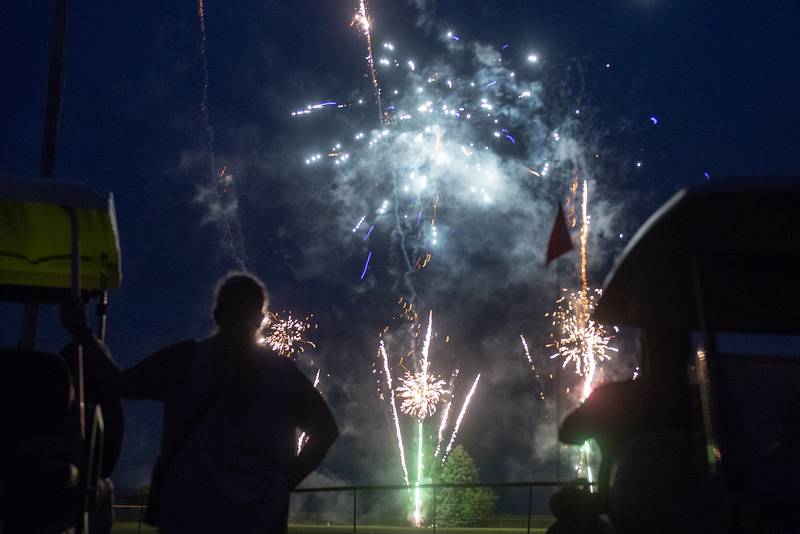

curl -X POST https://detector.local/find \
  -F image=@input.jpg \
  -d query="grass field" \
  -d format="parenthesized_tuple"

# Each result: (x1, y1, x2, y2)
(111, 523, 549, 534)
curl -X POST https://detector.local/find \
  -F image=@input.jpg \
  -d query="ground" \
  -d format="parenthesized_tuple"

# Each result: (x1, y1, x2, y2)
(110, 523, 550, 534)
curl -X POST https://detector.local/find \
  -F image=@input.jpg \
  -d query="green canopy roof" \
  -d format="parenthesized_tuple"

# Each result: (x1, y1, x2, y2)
(0, 175, 121, 294)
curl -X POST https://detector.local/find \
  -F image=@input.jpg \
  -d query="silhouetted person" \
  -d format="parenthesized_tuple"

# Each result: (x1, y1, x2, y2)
(559, 328, 695, 501)
(62, 272, 338, 534)
(760, 395, 800, 530)
(547, 329, 696, 533)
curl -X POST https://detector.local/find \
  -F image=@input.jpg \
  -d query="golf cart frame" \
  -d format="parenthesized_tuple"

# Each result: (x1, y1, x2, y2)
(0, 174, 122, 533)
(593, 178, 800, 533)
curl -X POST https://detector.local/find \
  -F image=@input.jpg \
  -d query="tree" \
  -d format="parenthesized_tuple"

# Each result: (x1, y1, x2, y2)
(434, 445, 496, 527)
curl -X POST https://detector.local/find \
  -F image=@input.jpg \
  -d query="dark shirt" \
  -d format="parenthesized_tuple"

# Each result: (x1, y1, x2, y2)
(78, 332, 336, 503)
(114, 340, 196, 401)
(113, 338, 325, 461)
(138, 337, 327, 534)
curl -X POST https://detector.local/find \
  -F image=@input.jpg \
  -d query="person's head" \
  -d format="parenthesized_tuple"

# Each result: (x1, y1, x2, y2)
(212, 272, 268, 338)
(637, 327, 691, 385)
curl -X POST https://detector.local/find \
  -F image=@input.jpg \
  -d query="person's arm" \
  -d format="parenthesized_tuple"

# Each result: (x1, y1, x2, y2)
(60, 298, 193, 400)
(115, 341, 194, 400)
(287, 370, 338, 488)
(60, 299, 123, 386)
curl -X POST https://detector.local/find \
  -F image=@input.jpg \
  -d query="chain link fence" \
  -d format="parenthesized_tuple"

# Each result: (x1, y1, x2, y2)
(111, 481, 571, 533)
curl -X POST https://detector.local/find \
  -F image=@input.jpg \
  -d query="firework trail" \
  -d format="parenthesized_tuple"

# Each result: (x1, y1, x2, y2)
(520, 334, 547, 401)
(579, 178, 589, 300)
(412, 310, 437, 526)
(414, 418, 424, 526)
(360, 250, 374, 280)
(544, 179, 617, 484)
(433, 367, 458, 457)
(392, 189, 422, 305)
(197, 0, 249, 270)
(354, 0, 385, 125)
(297, 369, 322, 454)
(379, 339, 410, 485)
(377, 309, 480, 525)
(521, 334, 533, 369)
(441, 373, 481, 463)
(197, 0, 213, 167)
(434, 397, 452, 458)
(195, 4, 327, 403)
(356, 0, 426, 305)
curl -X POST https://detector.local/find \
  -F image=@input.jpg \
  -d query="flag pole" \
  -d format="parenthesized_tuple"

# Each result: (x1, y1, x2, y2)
(544, 199, 573, 484)
(554, 262, 561, 483)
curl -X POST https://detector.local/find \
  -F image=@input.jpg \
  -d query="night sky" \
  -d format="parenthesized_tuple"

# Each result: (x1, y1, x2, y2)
(2, 0, 799, 497)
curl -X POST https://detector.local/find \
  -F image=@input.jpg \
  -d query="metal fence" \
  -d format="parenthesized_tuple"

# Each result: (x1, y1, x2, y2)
(113, 481, 575, 533)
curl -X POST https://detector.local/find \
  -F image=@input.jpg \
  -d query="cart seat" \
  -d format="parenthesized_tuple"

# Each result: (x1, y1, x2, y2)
(0, 348, 83, 532)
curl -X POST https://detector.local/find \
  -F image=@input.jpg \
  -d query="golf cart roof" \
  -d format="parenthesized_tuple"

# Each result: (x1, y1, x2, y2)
(0, 174, 121, 302)
(593, 177, 800, 335)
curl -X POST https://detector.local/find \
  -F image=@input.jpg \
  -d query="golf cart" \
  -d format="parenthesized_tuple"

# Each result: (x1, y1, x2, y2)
(592, 178, 800, 533)
(0, 174, 122, 533)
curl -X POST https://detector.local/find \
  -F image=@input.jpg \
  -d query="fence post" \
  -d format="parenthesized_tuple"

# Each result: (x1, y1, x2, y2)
(353, 487, 357, 534)
(526, 484, 533, 534)
(433, 485, 437, 534)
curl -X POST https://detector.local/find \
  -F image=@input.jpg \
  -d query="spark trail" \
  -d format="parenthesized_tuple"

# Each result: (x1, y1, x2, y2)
(297, 369, 322, 453)
(377, 310, 481, 526)
(380, 340, 410, 485)
(441, 373, 481, 463)
(196, 0, 249, 270)
(354, 0, 385, 124)
(545, 179, 617, 484)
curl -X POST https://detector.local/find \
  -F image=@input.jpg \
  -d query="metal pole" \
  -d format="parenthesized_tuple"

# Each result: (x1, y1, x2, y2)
(96, 290, 109, 341)
(353, 487, 357, 534)
(137, 496, 144, 534)
(555, 265, 562, 483)
(20, 0, 69, 349)
(41, 0, 69, 178)
(65, 207, 85, 439)
(433, 485, 436, 534)
(526, 484, 533, 534)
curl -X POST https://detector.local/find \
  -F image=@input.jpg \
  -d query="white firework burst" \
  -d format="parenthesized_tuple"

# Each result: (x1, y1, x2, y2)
(397, 370, 448, 419)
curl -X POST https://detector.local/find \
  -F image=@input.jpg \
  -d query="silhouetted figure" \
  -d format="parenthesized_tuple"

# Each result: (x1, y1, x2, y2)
(62, 272, 338, 534)
(559, 328, 694, 498)
(547, 328, 696, 533)
(760, 395, 800, 531)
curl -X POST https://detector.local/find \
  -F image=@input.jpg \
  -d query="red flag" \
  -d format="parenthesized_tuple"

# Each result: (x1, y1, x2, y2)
(545, 202, 574, 265)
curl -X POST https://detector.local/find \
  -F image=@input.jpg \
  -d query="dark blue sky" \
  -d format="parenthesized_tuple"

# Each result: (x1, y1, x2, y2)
(2, 0, 799, 493)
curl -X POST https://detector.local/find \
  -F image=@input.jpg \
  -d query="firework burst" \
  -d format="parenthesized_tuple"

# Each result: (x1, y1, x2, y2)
(259, 311, 317, 357)
(546, 288, 615, 377)
(397, 370, 448, 418)
(376, 309, 480, 526)
(543, 179, 617, 485)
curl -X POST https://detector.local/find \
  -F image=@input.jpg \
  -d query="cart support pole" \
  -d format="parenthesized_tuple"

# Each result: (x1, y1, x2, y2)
(65, 207, 85, 439)
(19, 0, 69, 349)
